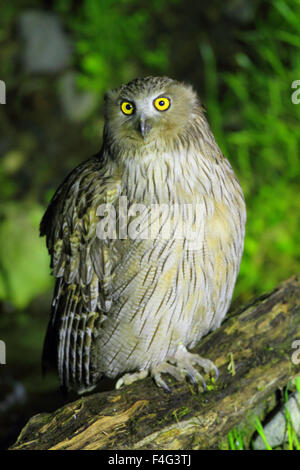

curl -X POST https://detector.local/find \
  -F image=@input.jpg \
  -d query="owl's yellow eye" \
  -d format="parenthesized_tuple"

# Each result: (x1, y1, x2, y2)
(121, 101, 134, 115)
(153, 96, 171, 112)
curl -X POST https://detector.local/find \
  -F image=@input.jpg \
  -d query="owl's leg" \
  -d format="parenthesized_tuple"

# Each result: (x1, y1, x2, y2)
(115, 369, 149, 390)
(151, 343, 219, 392)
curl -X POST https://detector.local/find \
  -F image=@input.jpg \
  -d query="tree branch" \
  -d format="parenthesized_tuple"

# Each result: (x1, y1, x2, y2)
(11, 274, 300, 450)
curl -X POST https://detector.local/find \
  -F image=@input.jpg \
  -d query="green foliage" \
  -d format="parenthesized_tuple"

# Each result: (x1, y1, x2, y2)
(201, 0, 300, 300)
(0, 202, 52, 308)
(55, 0, 176, 94)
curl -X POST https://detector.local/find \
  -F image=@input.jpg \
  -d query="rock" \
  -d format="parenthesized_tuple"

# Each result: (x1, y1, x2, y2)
(18, 10, 72, 73)
(253, 392, 300, 449)
(58, 72, 98, 122)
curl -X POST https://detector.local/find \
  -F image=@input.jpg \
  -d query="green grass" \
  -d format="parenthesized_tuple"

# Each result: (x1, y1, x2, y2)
(227, 376, 300, 450)
(284, 376, 300, 450)
(228, 427, 245, 450)
(254, 416, 272, 450)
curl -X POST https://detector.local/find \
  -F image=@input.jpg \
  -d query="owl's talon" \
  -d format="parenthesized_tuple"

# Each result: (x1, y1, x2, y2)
(151, 362, 184, 392)
(186, 372, 197, 386)
(163, 344, 218, 392)
(185, 372, 200, 393)
(115, 377, 125, 390)
(163, 383, 171, 393)
(212, 365, 219, 382)
(149, 347, 215, 394)
(176, 346, 218, 382)
(154, 376, 171, 393)
(185, 369, 207, 392)
(115, 369, 148, 390)
(200, 377, 207, 392)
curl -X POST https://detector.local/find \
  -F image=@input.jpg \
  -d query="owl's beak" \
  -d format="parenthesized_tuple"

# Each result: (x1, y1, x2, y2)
(139, 115, 151, 141)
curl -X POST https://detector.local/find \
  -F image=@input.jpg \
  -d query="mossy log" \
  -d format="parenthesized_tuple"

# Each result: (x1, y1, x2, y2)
(11, 274, 300, 450)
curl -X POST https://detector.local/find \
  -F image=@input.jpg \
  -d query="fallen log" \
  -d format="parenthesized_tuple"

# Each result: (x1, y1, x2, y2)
(11, 274, 300, 450)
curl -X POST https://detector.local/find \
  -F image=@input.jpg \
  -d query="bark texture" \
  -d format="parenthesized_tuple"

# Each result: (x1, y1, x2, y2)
(11, 274, 300, 450)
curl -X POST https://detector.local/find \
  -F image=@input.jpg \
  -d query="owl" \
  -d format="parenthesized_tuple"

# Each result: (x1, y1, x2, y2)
(41, 76, 246, 394)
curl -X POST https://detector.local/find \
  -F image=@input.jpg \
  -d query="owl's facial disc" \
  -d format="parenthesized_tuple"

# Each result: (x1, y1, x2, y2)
(105, 77, 200, 150)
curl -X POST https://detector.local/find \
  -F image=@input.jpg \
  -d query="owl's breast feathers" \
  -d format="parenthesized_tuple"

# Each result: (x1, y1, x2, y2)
(41, 142, 246, 392)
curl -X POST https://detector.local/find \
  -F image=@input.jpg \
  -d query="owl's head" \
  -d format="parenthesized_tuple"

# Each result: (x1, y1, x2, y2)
(104, 76, 202, 152)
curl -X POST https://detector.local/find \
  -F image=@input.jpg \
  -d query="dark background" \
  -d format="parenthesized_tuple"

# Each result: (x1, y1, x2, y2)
(0, 0, 299, 449)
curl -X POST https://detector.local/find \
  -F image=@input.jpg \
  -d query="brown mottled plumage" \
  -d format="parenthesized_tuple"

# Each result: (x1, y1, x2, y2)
(41, 76, 246, 393)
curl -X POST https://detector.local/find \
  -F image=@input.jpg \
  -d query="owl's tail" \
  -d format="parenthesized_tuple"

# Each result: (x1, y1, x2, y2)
(42, 277, 102, 394)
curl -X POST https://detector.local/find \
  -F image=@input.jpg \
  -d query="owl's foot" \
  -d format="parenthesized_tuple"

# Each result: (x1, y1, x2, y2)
(150, 362, 184, 393)
(115, 369, 148, 390)
(151, 343, 219, 393)
(115, 344, 218, 393)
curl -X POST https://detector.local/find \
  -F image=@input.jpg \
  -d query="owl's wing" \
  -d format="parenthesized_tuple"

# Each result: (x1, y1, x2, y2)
(41, 154, 121, 392)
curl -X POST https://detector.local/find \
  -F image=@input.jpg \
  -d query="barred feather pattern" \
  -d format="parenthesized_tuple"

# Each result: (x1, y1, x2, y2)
(41, 76, 246, 393)
(41, 155, 122, 391)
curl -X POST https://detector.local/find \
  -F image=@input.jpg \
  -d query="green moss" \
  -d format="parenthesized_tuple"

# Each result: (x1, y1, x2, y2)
(172, 406, 191, 423)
